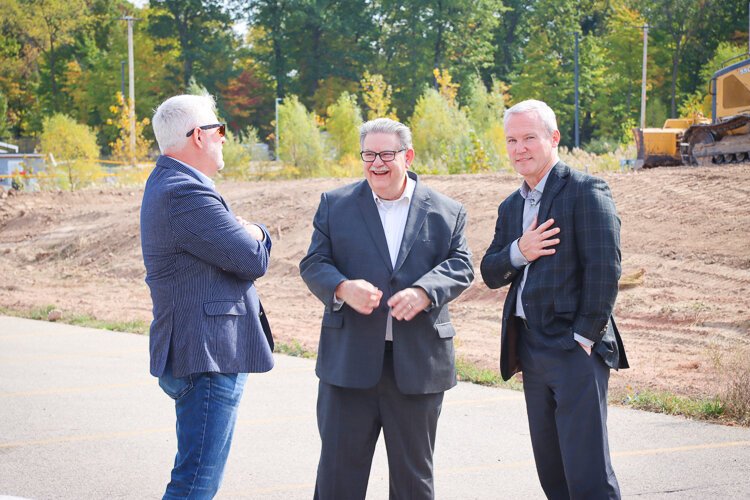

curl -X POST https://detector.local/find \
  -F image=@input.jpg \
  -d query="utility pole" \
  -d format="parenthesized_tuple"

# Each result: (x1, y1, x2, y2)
(120, 16, 137, 167)
(275, 97, 282, 161)
(120, 61, 126, 99)
(640, 24, 649, 130)
(575, 31, 588, 150)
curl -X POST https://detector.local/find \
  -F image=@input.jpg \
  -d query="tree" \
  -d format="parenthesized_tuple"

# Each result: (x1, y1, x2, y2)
(39, 113, 102, 190)
(0, 91, 9, 139)
(325, 92, 362, 167)
(277, 95, 325, 176)
(376, 0, 503, 118)
(148, 0, 237, 91)
(360, 72, 397, 121)
(410, 88, 474, 174)
(218, 62, 275, 139)
(106, 92, 151, 165)
(463, 75, 508, 170)
(7, 0, 91, 112)
(510, 31, 573, 143)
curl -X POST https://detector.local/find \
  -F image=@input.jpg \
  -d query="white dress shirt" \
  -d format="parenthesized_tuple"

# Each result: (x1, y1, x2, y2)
(332, 176, 416, 341)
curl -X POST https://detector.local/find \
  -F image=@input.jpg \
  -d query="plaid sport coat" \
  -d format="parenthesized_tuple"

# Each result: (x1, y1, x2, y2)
(481, 161, 628, 381)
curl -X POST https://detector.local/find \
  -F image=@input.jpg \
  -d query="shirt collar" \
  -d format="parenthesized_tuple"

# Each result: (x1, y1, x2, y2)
(168, 156, 215, 188)
(372, 175, 416, 205)
(519, 167, 552, 200)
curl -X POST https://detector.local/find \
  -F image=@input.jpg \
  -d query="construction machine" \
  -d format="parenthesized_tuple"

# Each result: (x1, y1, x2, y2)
(634, 53, 750, 168)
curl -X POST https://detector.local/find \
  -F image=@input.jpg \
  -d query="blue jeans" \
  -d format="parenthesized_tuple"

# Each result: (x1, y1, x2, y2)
(159, 367, 248, 500)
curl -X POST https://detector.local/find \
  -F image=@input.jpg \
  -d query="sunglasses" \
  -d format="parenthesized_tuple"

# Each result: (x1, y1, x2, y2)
(186, 123, 226, 138)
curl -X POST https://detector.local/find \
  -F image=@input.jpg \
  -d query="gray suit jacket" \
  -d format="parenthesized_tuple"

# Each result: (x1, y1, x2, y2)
(300, 172, 474, 394)
(481, 162, 628, 380)
(140, 155, 274, 378)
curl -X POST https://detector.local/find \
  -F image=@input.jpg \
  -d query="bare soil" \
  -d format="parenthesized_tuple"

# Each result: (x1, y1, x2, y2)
(1, 165, 749, 401)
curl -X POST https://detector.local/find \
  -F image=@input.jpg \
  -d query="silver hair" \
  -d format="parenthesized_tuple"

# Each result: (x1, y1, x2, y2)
(359, 118, 413, 150)
(503, 99, 559, 137)
(152, 94, 218, 154)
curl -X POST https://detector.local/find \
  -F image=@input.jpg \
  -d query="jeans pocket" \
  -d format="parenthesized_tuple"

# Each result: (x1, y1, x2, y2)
(158, 371, 194, 400)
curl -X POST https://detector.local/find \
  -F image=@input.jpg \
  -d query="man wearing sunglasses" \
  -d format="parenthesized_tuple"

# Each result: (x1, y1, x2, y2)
(141, 94, 274, 499)
(300, 118, 474, 499)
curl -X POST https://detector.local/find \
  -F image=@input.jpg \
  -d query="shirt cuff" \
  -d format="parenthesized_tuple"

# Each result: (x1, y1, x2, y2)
(510, 239, 529, 269)
(574, 333, 594, 347)
(332, 293, 344, 311)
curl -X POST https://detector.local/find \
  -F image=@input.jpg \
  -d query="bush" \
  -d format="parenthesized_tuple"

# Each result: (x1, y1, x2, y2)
(410, 88, 475, 174)
(278, 96, 325, 177)
(39, 114, 102, 190)
(326, 92, 363, 162)
(463, 76, 509, 171)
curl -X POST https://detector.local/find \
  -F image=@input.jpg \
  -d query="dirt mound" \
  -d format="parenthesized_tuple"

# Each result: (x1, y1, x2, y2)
(1, 166, 749, 400)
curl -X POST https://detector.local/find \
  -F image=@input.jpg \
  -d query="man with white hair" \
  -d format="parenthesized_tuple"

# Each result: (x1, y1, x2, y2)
(481, 99, 628, 499)
(141, 94, 274, 499)
(300, 117, 474, 499)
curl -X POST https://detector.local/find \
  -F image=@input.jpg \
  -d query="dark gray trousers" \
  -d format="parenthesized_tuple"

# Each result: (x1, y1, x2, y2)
(518, 321, 621, 500)
(314, 346, 444, 500)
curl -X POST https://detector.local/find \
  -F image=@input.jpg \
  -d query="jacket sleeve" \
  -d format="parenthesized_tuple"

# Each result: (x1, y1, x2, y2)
(412, 205, 475, 308)
(299, 193, 348, 309)
(480, 202, 521, 289)
(169, 180, 270, 281)
(572, 177, 621, 342)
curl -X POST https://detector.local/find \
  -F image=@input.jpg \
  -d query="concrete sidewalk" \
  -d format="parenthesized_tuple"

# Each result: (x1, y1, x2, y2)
(1, 315, 749, 499)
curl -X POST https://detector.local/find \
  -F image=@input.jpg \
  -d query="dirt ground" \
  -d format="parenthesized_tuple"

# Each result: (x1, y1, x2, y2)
(1, 165, 749, 401)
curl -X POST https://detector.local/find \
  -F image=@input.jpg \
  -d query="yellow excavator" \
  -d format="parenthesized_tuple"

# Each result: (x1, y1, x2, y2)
(634, 53, 750, 167)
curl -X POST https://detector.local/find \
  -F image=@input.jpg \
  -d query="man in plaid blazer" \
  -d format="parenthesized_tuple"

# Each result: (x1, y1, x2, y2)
(481, 100, 628, 500)
(141, 94, 274, 499)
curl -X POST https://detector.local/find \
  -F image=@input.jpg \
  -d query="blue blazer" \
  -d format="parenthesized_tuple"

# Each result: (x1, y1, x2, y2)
(481, 162, 628, 380)
(300, 172, 474, 395)
(140, 155, 274, 378)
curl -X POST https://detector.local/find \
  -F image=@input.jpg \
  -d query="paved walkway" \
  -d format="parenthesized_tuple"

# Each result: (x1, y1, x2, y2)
(1, 315, 749, 499)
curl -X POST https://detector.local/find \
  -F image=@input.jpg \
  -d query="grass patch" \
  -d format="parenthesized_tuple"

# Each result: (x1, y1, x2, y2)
(275, 340, 317, 359)
(455, 357, 523, 391)
(0, 305, 149, 334)
(66, 313, 149, 334)
(621, 388, 725, 420)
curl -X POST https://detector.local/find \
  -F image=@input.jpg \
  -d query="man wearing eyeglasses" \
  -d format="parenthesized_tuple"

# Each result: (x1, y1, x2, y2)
(141, 94, 274, 499)
(300, 118, 474, 499)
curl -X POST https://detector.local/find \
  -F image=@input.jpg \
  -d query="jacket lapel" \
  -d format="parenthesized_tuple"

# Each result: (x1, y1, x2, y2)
(537, 161, 569, 223)
(356, 181, 394, 272)
(393, 172, 429, 274)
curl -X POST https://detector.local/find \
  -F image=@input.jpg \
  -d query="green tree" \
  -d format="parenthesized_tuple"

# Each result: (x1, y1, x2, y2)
(0, 91, 9, 139)
(410, 88, 474, 174)
(463, 75, 508, 170)
(6, 0, 91, 112)
(278, 95, 325, 177)
(377, 0, 504, 118)
(325, 92, 362, 163)
(39, 113, 102, 190)
(149, 0, 237, 91)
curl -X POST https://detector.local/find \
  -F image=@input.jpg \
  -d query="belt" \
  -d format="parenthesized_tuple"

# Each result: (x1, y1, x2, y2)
(384, 340, 393, 351)
(517, 316, 530, 330)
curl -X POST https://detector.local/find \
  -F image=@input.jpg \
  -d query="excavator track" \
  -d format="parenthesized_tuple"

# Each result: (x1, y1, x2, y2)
(682, 115, 750, 166)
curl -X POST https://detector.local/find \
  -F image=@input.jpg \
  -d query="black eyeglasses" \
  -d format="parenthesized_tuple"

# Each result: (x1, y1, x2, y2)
(186, 123, 226, 137)
(360, 149, 406, 162)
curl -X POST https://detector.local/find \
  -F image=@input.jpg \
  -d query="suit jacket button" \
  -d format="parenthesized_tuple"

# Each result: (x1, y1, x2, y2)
(504, 272, 511, 279)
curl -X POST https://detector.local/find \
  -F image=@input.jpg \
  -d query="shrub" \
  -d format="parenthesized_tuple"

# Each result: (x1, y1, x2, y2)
(106, 92, 152, 166)
(39, 114, 102, 190)
(410, 88, 474, 174)
(326, 92, 363, 163)
(278, 96, 325, 177)
(463, 75, 509, 171)
(360, 72, 397, 121)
